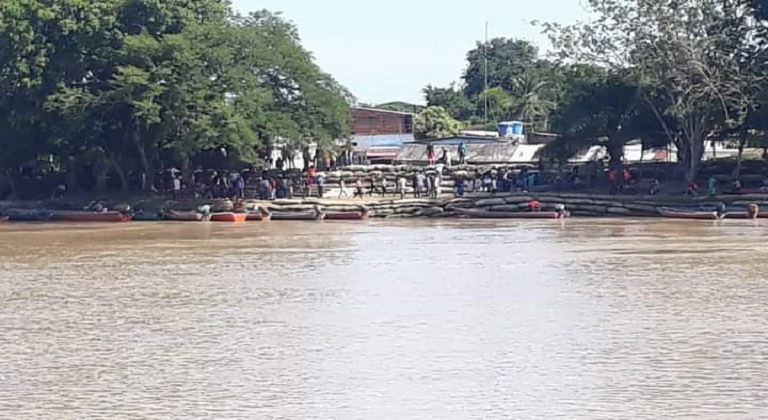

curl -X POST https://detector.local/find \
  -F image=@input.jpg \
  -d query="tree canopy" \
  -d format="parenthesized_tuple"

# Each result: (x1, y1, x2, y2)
(414, 106, 463, 140)
(0, 0, 352, 196)
(421, 1, 768, 181)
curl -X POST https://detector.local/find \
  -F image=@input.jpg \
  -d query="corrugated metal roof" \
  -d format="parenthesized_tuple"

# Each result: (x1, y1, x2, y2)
(353, 107, 416, 116)
(353, 134, 414, 150)
(411, 135, 507, 145)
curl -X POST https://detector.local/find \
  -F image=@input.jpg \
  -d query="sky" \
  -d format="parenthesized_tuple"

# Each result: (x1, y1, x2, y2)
(231, 0, 588, 105)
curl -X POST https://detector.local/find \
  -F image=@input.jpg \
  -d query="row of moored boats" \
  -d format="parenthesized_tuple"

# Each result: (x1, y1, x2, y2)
(0, 208, 368, 223)
(657, 207, 765, 220)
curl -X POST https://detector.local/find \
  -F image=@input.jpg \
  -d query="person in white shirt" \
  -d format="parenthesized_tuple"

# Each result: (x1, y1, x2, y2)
(173, 176, 181, 200)
(397, 176, 407, 199)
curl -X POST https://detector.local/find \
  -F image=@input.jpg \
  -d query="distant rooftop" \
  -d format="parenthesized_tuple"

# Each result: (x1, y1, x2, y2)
(352, 107, 416, 116)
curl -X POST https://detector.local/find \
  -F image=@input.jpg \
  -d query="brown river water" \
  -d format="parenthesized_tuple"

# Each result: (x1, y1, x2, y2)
(0, 219, 766, 419)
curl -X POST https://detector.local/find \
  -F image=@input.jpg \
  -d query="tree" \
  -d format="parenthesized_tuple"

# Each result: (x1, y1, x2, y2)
(463, 38, 539, 96)
(414, 106, 463, 140)
(423, 83, 477, 122)
(0, 1, 352, 195)
(544, 0, 762, 181)
(424, 38, 563, 131)
(545, 73, 650, 169)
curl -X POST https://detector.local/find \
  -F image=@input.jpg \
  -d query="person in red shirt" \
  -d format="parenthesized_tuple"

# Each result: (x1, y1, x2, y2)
(528, 199, 541, 212)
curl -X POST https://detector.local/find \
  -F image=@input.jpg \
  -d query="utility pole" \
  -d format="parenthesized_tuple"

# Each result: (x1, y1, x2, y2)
(484, 21, 489, 125)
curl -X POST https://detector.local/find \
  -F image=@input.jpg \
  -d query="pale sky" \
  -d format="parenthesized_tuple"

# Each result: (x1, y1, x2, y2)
(231, 0, 587, 105)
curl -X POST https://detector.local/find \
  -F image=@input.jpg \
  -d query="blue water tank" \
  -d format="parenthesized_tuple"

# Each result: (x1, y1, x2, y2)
(511, 121, 524, 135)
(498, 121, 524, 137)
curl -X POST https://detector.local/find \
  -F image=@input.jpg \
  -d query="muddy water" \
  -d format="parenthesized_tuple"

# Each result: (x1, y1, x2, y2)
(0, 219, 766, 418)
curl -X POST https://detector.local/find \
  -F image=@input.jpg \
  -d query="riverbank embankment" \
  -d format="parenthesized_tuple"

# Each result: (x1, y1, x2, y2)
(245, 192, 768, 218)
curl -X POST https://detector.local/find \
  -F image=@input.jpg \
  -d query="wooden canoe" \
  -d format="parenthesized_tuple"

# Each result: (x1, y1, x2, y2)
(270, 211, 326, 221)
(210, 212, 248, 223)
(50, 211, 131, 222)
(658, 208, 720, 220)
(166, 211, 206, 221)
(454, 207, 563, 219)
(7, 211, 53, 221)
(325, 211, 368, 220)
(132, 212, 161, 221)
(722, 211, 768, 219)
(245, 211, 271, 221)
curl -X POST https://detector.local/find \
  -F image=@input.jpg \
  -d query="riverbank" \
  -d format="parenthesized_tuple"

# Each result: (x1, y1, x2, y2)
(3, 191, 767, 219)
(242, 191, 768, 218)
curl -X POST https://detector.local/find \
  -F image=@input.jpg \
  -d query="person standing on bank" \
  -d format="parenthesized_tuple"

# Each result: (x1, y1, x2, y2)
(397, 175, 407, 199)
(316, 174, 325, 198)
(442, 147, 452, 169)
(458, 141, 468, 165)
(173, 175, 182, 200)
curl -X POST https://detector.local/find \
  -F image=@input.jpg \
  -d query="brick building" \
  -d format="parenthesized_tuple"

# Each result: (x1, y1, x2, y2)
(351, 107, 415, 163)
(352, 107, 414, 136)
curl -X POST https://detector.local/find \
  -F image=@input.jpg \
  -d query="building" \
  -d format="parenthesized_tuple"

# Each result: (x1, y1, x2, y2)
(352, 107, 414, 137)
(395, 135, 676, 166)
(351, 107, 415, 163)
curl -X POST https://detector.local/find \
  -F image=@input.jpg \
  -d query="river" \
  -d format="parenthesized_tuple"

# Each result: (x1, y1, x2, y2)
(0, 219, 766, 419)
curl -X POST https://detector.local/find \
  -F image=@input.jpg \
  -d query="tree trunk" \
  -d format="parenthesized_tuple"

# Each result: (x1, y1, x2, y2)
(684, 138, 704, 182)
(2, 169, 18, 199)
(94, 166, 109, 191)
(733, 128, 748, 180)
(606, 139, 624, 171)
(133, 130, 155, 191)
(66, 156, 78, 190)
(180, 153, 192, 197)
(112, 160, 129, 191)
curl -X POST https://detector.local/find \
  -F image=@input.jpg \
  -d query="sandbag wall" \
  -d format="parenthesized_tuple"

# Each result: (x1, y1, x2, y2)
(252, 192, 768, 218)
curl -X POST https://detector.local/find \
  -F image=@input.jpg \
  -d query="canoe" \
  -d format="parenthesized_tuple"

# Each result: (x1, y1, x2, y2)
(722, 211, 768, 219)
(6, 211, 53, 221)
(210, 212, 247, 223)
(132, 212, 161, 221)
(50, 211, 131, 222)
(245, 211, 271, 221)
(658, 208, 720, 220)
(270, 211, 326, 221)
(454, 207, 563, 219)
(166, 211, 206, 222)
(325, 211, 368, 220)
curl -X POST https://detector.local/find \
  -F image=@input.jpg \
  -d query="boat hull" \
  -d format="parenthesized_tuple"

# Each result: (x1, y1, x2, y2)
(50, 211, 131, 222)
(270, 211, 326, 221)
(166, 211, 205, 221)
(210, 212, 248, 223)
(245, 212, 271, 221)
(658, 209, 720, 220)
(132, 213, 161, 221)
(722, 211, 768, 219)
(325, 211, 368, 220)
(6, 211, 52, 221)
(454, 208, 563, 219)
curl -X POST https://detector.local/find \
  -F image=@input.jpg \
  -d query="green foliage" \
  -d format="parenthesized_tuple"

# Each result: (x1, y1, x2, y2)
(414, 106, 463, 140)
(542, 0, 765, 180)
(424, 38, 565, 131)
(0, 0, 351, 193)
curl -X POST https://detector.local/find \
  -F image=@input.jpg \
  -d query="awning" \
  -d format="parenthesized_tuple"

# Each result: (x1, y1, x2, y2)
(366, 147, 400, 159)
